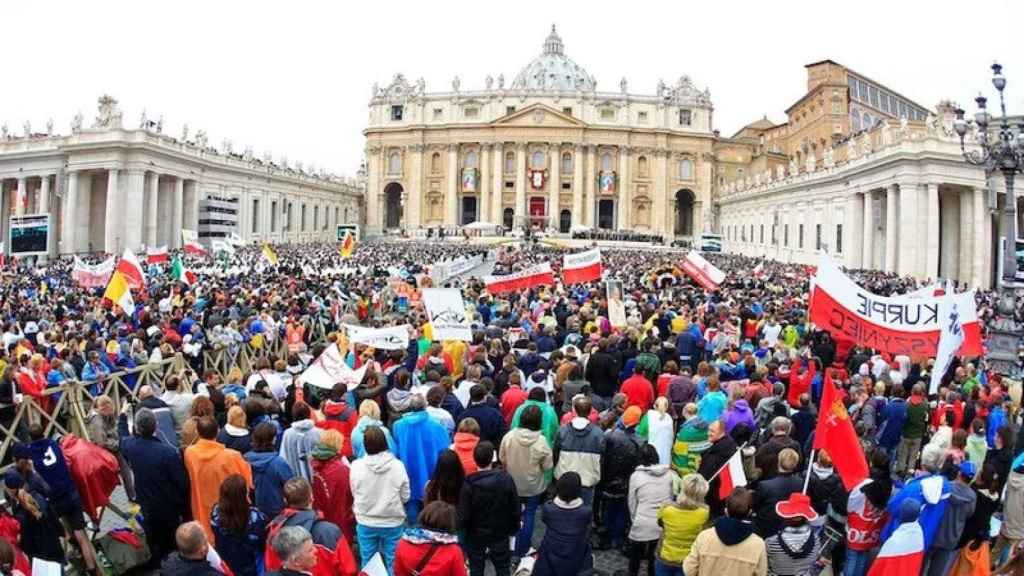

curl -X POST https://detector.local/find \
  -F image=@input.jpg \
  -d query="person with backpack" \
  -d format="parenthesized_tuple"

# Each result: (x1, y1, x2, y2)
(264, 477, 357, 576)
(393, 501, 467, 576)
(210, 474, 269, 576)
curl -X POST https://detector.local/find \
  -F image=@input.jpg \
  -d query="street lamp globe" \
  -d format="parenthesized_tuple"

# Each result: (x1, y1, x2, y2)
(992, 62, 1007, 92)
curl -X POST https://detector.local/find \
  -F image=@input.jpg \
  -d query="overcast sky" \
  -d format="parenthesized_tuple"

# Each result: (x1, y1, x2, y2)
(1, 0, 1019, 177)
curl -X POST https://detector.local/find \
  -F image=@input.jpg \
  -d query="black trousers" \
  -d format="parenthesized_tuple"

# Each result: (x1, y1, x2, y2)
(464, 538, 512, 576)
(628, 538, 657, 576)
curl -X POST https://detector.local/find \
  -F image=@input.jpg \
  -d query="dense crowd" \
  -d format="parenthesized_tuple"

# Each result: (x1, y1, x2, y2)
(0, 239, 1020, 576)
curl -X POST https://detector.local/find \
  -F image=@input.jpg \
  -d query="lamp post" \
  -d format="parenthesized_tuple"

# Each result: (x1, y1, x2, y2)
(954, 62, 1024, 376)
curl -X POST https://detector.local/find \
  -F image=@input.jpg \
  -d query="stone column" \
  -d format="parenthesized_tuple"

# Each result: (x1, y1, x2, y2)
(366, 147, 381, 235)
(548, 145, 560, 230)
(572, 145, 584, 227)
(884, 184, 897, 273)
(62, 171, 78, 254)
(515, 143, 527, 228)
(446, 144, 458, 227)
(653, 151, 668, 236)
(958, 189, 974, 287)
(15, 177, 26, 216)
(408, 144, 423, 231)
(146, 173, 160, 247)
(39, 175, 50, 214)
(238, 188, 249, 241)
(123, 170, 145, 251)
(846, 194, 861, 268)
(479, 144, 490, 226)
(973, 187, 986, 288)
(617, 146, 630, 230)
(925, 182, 939, 280)
(898, 182, 919, 278)
(76, 173, 93, 253)
(187, 180, 201, 232)
(104, 168, 121, 253)
(584, 145, 596, 228)
(492, 143, 504, 225)
(172, 177, 184, 248)
(862, 191, 874, 269)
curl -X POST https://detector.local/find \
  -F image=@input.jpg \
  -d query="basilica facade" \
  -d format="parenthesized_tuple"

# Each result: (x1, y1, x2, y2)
(363, 26, 716, 238)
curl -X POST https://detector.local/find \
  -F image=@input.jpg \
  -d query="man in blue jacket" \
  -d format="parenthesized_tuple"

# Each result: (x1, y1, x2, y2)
(392, 395, 450, 523)
(118, 406, 191, 565)
(877, 383, 908, 465)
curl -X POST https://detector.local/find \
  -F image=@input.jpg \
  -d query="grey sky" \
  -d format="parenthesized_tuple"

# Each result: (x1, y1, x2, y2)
(1, 0, 1018, 177)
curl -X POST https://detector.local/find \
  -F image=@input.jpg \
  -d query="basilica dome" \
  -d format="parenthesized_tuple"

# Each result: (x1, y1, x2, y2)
(511, 25, 596, 92)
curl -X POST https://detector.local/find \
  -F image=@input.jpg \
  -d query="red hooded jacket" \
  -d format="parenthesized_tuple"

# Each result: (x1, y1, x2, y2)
(316, 400, 357, 459)
(310, 456, 355, 546)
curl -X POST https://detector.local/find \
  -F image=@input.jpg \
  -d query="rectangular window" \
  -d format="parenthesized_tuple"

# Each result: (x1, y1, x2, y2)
(771, 224, 777, 245)
(638, 111, 648, 123)
(784, 224, 789, 247)
(562, 107, 573, 116)
(271, 201, 277, 232)
(433, 108, 443, 120)
(506, 106, 516, 115)
(798, 224, 804, 248)
(464, 107, 479, 119)
(252, 198, 259, 233)
(816, 223, 822, 250)
(836, 224, 843, 253)
(760, 225, 764, 244)
(561, 182, 571, 190)
(505, 181, 514, 189)
(390, 105, 403, 121)
(679, 109, 692, 126)
(600, 108, 616, 120)
(301, 205, 307, 232)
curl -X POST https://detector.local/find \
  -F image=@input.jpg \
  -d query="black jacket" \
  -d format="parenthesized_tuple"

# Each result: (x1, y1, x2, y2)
(585, 350, 621, 398)
(755, 434, 802, 480)
(600, 428, 644, 498)
(458, 403, 506, 446)
(698, 435, 738, 515)
(161, 553, 224, 576)
(118, 418, 190, 525)
(807, 467, 848, 529)
(458, 468, 521, 544)
(753, 473, 804, 537)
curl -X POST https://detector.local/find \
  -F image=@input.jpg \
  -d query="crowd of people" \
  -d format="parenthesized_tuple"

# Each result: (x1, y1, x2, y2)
(0, 238, 1019, 576)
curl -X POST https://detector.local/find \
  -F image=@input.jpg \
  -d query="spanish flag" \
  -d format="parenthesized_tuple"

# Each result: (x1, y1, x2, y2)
(261, 243, 279, 266)
(103, 271, 136, 316)
(340, 231, 356, 258)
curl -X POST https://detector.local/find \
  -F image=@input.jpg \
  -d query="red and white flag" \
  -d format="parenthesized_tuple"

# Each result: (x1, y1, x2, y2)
(146, 245, 169, 264)
(717, 449, 747, 499)
(115, 248, 145, 290)
(928, 289, 977, 394)
(866, 520, 924, 576)
(483, 263, 555, 294)
(562, 248, 603, 284)
(809, 254, 981, 358)
(752, 262, 765, 278)
(184, 241, 208, 257)
(681, 252, 726, 291)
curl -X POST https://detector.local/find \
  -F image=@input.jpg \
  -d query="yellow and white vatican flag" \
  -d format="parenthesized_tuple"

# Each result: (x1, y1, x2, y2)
(103, 271, 136, 316)
(261, 243, 279, 266)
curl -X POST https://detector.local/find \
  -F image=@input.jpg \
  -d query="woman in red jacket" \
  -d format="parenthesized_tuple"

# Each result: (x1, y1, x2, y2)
(309, 430, 355, 545)
(393, 501, 466, 576)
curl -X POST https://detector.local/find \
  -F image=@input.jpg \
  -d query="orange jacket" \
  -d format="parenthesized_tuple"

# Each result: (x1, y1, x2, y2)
(184, 439, 253, 543)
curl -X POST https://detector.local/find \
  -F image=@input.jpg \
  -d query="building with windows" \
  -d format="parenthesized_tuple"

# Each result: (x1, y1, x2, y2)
(0, 95, 361, 256)
(363, 25, 716, 239)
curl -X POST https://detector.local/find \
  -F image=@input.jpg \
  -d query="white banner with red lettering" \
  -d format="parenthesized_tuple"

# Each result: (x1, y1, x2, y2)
(681, 252, 726, 291)
(298, 344, 368, 391)
(562, 249, 603, 284)
(483, 263, 555, 294)
(72, 256, 115, 288)
(809, 254, 981, 358)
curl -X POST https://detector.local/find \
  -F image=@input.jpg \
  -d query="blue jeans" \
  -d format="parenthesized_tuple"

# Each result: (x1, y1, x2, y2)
(844, 549, 876, 576)
(654, 560, 684, 576)
(515, 494, 541, 557)
(357, 524, 404, 574)
(604, 497, 628, 548)
(581, 486, 595, 507)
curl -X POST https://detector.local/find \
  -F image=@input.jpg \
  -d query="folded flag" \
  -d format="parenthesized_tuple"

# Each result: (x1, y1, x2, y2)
(103, 271, 136, 316)
(262, 243, 279, 266)
(146, 245, 169, 265)
(562, 248, 602, 284)
(115, 249, 145, 290)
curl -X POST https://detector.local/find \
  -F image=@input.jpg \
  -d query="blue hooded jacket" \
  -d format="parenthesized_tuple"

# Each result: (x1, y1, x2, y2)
(880, 473, 951, 550)
(244, 451, 293, 520)
(392, 410, 449, 502)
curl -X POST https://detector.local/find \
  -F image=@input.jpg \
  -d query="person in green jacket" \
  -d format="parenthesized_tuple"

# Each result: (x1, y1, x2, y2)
(634, 339, 662, 386)
(897, 383, 931, 476)
(671, 404, 710, 476)
(511, 387, 560, 448)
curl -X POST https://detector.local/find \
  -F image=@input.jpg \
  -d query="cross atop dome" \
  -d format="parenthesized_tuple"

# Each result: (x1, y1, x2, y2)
(543, 24, 563, 56)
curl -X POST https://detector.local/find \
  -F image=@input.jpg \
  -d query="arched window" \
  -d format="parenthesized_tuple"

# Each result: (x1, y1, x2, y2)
(388, 152, 401, 174)
(431, 152, 441, 173)
(531, 151, 545, 169)
(638, 156, 648, 177)
(561, 152, 572, 174)
(601, 152, 613, 172)
(464, 150, 477, 169)
(505, 152, 515, 173)
(678, 159, 693, 180)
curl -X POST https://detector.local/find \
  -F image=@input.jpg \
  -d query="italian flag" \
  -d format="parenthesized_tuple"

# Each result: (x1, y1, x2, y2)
(172, 256, 197, 287)
(718, 449, 747, 499)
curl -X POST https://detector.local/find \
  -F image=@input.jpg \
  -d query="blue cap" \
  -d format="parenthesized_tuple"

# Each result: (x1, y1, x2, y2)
(959, 460, 977, 478)
(11, 443, 31, 461)
(899, 498, 921, 523)
(3, 470, 24, 490)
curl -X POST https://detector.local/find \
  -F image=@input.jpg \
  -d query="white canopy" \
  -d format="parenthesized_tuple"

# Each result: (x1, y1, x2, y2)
(462, 221, 500, 230)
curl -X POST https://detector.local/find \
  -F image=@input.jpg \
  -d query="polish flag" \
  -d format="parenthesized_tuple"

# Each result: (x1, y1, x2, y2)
(562, 248, 603, 284)
(681, 251, 726, 291)
(184, 241, 208, 257)
(115, 249, 145, 290)
(752, 262, 765, 278)
(717, 449, 747, 499)
(866, 519, 924, 576)
(483, 263, 555, 294)
(146, 245, 169, 264)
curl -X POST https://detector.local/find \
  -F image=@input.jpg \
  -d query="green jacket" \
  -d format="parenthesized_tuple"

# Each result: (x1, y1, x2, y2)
(903, 396, 930, 439)
(671, 418, 710, 476)
(635, 352, 662, 385)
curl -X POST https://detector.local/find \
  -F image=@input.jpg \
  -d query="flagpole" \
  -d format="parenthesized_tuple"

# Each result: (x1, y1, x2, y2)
(708, 441, 749, 483)
(802, 448, 816, 494)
